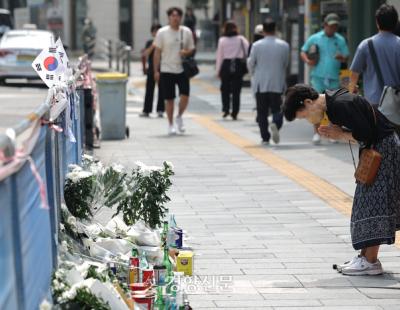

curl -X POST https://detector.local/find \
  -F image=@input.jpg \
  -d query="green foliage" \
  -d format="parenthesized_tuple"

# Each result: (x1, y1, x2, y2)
(85, 266, 108, 282)
(114, 162, 174, 229)
(52, 269, 111, 310)
(64, 172, 95, 220)
(60, 287, 111, 310)
(96, 165, 127, 209)
(64, 158, 127, 221)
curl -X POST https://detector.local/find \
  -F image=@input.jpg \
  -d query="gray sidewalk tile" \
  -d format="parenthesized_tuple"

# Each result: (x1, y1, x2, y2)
(274, 307, 383, 310)
(214, 299, 323, 307)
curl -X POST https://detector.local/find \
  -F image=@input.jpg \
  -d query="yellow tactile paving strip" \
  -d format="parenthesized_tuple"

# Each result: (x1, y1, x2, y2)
(193, 115, 400, 247)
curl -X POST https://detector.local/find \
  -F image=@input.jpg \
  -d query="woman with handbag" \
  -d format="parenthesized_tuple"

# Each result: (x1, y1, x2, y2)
(216, 20, 249, 120)
(282, 84, 400, 276)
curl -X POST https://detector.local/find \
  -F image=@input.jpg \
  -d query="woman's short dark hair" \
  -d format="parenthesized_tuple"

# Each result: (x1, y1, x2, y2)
(283, 84, 319, 121)
(167, 7, 183, 17)
(151, 24, 162, 33)
(223, 20, 238, 37)
(375, 4, 398, 31)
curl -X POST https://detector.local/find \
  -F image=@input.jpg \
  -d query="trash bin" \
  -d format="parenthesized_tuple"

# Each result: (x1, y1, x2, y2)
(96, 72, 128, 140)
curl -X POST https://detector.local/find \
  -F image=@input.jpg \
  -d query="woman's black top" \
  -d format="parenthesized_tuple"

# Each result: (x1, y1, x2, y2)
(325, 88, 394, 145)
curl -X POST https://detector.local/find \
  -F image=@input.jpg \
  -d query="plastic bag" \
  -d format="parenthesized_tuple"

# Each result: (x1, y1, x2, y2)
(131, 221, 160, 247)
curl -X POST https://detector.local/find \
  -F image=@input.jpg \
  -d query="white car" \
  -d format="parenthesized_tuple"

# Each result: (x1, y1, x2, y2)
(0, 29, 54, 83)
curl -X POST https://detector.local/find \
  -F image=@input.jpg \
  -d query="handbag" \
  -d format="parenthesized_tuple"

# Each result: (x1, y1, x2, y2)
(220, 37, 248, 78)
(349, 104, 382, 185)
(368, 39, 400, 126)
(181, 29, 199, 79)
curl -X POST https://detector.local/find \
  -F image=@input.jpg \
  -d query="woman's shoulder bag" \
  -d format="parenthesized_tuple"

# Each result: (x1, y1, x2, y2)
(350, 104, 382, 185)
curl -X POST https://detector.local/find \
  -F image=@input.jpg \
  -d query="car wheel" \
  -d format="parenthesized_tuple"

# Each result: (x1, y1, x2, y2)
(0, 79, 5, 86)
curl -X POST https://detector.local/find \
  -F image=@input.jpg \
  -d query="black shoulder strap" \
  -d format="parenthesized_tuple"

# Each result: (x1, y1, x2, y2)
(367, 102, 379, 147)
(367, 39, 384, 88)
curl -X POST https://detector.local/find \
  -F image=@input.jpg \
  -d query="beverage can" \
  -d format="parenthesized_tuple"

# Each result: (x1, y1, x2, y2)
(142, 269, 154, 284)
(129, 257, 139, 284)
(108, 262, 117, 275)
(154, 265, 167, 285)
(174, 228, 183, 248)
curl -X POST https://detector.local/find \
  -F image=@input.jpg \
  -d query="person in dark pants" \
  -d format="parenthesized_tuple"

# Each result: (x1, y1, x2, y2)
(216, 20, 249, 120)
(140, 24, 164, 117)
(184, 7, 197, 46)
(247, 21, 289, 144)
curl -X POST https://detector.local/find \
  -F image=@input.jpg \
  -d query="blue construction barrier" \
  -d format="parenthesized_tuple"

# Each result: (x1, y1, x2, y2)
(0, 84, 87, 310)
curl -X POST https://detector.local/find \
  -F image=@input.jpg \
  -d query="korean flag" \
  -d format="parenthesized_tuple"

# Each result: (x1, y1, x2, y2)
(32, 44, 64, 88)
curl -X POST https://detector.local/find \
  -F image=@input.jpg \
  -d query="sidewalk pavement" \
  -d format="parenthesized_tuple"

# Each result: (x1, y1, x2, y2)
(94, 62, 400, 309)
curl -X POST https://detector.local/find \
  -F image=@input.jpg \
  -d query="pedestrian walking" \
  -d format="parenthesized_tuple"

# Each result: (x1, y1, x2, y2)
(349, 4, 400, 106)
(249, 24, 265, 122)
(184, 7, 197, 45)
(248, 24, 264, 55)
(140, 24, 164, 118)
(300, 13, 349, 144)
(153, 7, 195, 135)
(247, 21, 289, 145)
(283, 84, 400, 276)
(216, 20, 249, 120)
(81, 18, 96, 59)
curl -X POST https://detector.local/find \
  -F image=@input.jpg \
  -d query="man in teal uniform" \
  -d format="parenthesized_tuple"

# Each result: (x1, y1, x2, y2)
(301, 13, 349, 144)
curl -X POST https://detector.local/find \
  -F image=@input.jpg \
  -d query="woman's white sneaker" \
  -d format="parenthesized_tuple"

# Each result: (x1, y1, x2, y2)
(336, 255, 363, 273)
(341, 256, 383, 276)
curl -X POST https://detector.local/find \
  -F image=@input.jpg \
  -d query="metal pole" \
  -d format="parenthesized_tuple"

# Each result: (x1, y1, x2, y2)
(125, 46, 131, 76)
(45, 129, 58, 268)
(108, 39, 112, 69)
(10, 175, 25, 310)
(116, 42, 120, 71)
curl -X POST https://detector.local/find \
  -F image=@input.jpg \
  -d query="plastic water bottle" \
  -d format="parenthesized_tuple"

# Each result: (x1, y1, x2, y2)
(139, 251, 149, 282)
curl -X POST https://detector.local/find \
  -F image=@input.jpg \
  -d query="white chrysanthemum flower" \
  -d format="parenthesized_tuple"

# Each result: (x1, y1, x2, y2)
(60, 223, 65, 231)
(39, 299, 52, 310)
(66, 170, 93, 183)
(52, 279, 60, 288)
(55, 270, 63, 278)
(165, 161, 174, 170)
(112, 163, 125, 173)
(76, 261, 91, 278)
(68, 164, 82, 172)
(135, 161, 161, 176)
(83, 154, 94, 161)
(61, 287, 77, 300)
(90, 161, 104, 175)
(61, 204, 69, 212)
(97, 263, 108, 274)
(67, 216, 77, 228)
